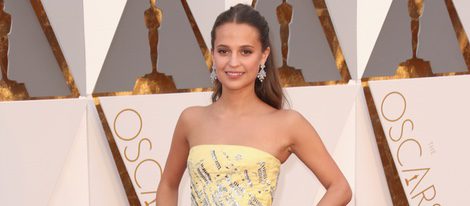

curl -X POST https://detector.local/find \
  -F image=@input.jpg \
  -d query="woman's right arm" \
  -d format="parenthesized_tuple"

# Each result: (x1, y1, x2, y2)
(155, 108, 194, 206)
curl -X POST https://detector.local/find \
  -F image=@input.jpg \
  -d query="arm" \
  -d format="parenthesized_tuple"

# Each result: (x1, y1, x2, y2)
(287, 110, 352, 206)
(155, 108, 193, 206)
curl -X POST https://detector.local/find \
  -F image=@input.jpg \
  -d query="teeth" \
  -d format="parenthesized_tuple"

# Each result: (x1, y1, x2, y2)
(226, 72, 244, 76)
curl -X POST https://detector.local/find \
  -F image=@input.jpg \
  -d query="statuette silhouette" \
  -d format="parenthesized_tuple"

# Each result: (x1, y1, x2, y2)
(0, 0, 29, 101)
(276, 0, 305, 86)
(395, 0, 433, 78)
(133, 0, 177, 94)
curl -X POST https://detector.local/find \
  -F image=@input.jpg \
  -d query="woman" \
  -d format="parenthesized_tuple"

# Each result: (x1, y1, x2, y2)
(156, 4, 351, 206)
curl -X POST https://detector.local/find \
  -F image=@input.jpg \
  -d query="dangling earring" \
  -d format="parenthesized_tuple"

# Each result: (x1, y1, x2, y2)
(257, 64, 266, 82)
(210, 65, 217, 83)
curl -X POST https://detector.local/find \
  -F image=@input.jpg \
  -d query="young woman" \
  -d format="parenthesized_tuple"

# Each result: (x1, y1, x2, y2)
(156, 4, 351, 206)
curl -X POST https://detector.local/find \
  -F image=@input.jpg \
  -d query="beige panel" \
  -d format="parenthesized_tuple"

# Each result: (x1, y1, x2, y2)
(274, 85, 357, 205)
(87, 98, 129, 206)
(355, 89, 393, 206)
(369, 75, 470, 205)
(0, 99, 86, 205)
(225, 0, 253, 9)
(49, 111, 89, 206)
(313, 103, 357, 205)
(98, 92, 212, 205)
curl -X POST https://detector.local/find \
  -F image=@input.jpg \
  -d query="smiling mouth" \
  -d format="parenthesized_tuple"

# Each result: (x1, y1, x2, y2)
(225, 71, 245, 77)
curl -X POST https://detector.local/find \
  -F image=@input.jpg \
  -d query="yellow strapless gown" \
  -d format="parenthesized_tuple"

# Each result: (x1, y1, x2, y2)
(187, 144, 281, 206)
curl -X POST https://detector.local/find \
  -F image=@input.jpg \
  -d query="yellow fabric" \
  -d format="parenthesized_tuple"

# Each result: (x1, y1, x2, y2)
(187, 144, 281, 206)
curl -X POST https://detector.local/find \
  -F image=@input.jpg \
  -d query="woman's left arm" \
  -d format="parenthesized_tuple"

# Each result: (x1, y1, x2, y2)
(287, 110, 352, 206)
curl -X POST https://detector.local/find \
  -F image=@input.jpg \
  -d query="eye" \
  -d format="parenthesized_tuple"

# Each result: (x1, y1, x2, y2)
(217, 49, 229, 55)
(241, 49, 253, 55)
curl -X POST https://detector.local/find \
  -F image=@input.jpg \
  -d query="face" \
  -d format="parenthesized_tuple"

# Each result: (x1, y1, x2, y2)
(212, 22, 270, 91)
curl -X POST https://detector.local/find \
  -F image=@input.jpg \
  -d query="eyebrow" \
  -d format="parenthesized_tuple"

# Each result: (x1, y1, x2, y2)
(216, 44, 255, 49)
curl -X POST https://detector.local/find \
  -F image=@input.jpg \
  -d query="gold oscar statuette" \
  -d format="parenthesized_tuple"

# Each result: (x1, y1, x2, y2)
(276, 0, 306, 86)
(133, 0, 177, 95)
(0, 0, 29, 101)
(395, 0, 433, 78)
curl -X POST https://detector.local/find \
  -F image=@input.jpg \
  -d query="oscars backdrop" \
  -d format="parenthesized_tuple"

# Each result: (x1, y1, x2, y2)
(368, 75, 470, 205)
(358, 0, 470, 205)
(90, 0, 355, 205)
(0, 0, 86, 205)
(1, 0, 470, 206)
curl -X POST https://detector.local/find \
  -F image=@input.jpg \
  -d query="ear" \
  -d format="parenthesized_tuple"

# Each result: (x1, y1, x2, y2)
(261, 47, 271, 65)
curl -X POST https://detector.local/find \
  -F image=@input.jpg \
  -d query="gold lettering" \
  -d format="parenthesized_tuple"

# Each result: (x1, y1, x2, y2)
(381, 91, 407, 122)
(134, 159, 163, 189)
(402, 167, 430, 196)
(389, 119, 414, 142)
(411, 185, 437, 206)
(141, 191, 157, 206)
(124, 138, 153, 162)
(381, 91, 439, 203)
(113, 109, 143, 141)
(113, 108, 163, 205)
(397, 139, 423, 167)
(145, 199, 156, 206)
(405, 174, 418, 186)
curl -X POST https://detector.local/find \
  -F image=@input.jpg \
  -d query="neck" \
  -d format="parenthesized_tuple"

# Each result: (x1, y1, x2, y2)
(215, 83, 261, 116)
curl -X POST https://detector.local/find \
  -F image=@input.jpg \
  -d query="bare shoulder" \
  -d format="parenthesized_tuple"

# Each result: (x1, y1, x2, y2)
(175, 106, 205, 140)
(274, 108, 308, 125)
(176, 106, 208, 131)
(180, 106, 207, 122)
(180, 105, 206, 120)
(274, 109, 316, 141)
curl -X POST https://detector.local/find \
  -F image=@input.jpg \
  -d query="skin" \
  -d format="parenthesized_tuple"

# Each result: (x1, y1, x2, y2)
(156, 22, 352, 205)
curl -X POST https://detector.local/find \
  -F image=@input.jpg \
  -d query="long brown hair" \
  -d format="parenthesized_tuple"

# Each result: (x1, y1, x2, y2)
(210, 4, 286, 109)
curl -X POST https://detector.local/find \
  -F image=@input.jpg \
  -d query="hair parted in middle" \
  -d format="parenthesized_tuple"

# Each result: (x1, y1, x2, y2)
(210, 3, 286, 110)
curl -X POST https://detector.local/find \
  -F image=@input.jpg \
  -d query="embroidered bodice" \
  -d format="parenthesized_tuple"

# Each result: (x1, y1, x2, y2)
(187, 144, 281, 206)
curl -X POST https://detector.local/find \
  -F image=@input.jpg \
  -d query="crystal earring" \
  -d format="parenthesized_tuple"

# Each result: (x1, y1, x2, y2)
(257, 64, 266, 82)
(210, 66, 217, 83)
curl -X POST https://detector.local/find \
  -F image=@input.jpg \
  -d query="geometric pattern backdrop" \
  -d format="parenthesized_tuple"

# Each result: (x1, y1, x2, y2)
(1, 0, 470, 206)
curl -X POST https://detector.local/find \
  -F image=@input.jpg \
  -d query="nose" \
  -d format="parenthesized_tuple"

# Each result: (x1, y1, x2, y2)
(228, 53, 241, 68)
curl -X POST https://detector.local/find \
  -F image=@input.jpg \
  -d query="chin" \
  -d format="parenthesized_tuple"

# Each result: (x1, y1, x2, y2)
(219, 79, 253, 91)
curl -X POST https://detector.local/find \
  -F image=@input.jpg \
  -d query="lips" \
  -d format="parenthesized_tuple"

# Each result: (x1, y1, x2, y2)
(225, 71, 245, 77)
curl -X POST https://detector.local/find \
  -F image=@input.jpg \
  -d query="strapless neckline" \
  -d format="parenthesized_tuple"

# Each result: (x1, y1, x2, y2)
(189, 144, 282, 165)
